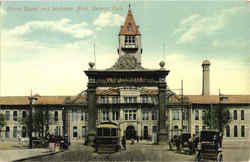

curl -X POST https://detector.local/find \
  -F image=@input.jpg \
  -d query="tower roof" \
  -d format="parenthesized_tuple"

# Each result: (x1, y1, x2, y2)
(202, 60, 211, 66)
(119, 7, 140, 35)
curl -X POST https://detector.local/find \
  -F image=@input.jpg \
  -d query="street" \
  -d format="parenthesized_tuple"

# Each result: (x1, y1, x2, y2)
(1, 140, 249, 162)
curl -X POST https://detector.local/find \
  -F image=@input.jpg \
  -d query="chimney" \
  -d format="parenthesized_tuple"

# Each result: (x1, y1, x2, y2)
(202, 60, 211, 96)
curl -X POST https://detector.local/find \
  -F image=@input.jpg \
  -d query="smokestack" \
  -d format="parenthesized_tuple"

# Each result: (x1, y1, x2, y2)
(202, 60, 211, 96)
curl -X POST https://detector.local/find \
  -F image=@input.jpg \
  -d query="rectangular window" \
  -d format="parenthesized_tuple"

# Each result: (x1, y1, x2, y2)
(13, 126, 17, 138)
(112, 96, 120, 104)
(152, 96, 158, 104)
(241, 110, 244, 120)
(124, 97, 129, 103)
(81, 111, 85, 121)
(195, 125, 199, 135)
(182, 110, 188, 120)
(55, 126, 59, 136)
(141, 96, 148, 104)
(132, 97, 137, 103)
(112, 111, 119, 120)
(172, 111, 179, 120)
(101, 96, 109, 104)
(82, 127, 86, 137)
(124, 109, 136, 120)
(103, 111, 109, 121)
(125, 110, 128, 120)
(195, 110, 199, 120)
(13, 111, 18, 121)
(73, 126, 78, 138)
(72, 109, 77, 121)
(142, 111, 149, 120)
(5, 111, 10, 121)
(152, 111, 157, 120)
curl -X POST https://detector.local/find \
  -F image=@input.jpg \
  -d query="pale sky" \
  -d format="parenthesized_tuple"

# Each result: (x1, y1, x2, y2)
(0, 0, 250, 96)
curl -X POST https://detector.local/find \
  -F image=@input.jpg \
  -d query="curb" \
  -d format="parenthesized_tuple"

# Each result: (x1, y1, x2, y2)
(13, 151, 62, 162)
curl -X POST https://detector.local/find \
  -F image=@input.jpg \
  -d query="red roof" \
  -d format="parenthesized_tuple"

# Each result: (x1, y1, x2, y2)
(119, 8, 140, 35)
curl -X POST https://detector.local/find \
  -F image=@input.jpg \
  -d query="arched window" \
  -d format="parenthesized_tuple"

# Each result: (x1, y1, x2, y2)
(226, 110, 230, 120)
(226, 125, 230, 137)
(5, 126, 10, 138)
(233, 110, 237, 120)
(195, 110, 199, 120)
(234, 125, 238, 137)
(13, 111, 18, 121)
(54, 111, 58, 121)
(13, 126, 17, 138)
(22, 126, 27, 137)
(241, 110, 244, 120)
(73, 126, 78, 138)
(241, 126, 245, 137)
(5, 111, 10, 121)
(22, 111, 27, 119)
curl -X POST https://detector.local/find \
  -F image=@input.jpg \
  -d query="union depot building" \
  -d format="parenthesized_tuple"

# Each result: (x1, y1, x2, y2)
(0, 8, 250, 143)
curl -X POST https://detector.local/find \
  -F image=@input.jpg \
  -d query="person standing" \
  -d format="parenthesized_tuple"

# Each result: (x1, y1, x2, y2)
(122, 136, 126, 150)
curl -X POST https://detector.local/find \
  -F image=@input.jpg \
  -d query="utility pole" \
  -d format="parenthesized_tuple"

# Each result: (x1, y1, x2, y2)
(181, 80, 184, 133)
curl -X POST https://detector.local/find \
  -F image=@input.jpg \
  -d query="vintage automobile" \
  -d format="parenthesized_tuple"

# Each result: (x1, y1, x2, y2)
(195, 130, 223, 162)
(95, 122, 121, 153)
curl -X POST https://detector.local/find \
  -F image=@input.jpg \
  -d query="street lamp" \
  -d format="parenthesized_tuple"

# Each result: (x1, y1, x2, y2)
(28, 93, 40, 149)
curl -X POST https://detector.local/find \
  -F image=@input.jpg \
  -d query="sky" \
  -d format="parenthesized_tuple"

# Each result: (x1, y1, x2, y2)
(0, 0, 250, 96)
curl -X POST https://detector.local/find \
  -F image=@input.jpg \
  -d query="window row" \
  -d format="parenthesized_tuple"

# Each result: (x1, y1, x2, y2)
(5, 111, 27, 121)
(233, 110, 244, 120)
(73, 126, 87, 138)
(72, 110, 88, 121)
(225, 125, 245, 137)
(4, 126, 27, 138)
(99, 96, 158, 104)
(172, 110, 189, 120)
(193, 110, 245, 121)
(125, 35, 136, 44)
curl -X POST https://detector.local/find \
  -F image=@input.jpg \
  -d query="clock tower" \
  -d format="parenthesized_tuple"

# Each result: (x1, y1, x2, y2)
(117, 6, 142, 65)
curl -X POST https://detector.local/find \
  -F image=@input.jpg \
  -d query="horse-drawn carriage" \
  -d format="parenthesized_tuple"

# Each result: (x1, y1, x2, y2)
(195, 130, 223, 162)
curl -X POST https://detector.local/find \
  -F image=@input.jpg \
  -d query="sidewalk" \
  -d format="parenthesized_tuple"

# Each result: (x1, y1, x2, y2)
(0, 148, 51, 162)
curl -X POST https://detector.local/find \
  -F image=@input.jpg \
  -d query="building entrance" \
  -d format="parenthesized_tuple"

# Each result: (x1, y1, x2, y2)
(126, 126, 136, 140)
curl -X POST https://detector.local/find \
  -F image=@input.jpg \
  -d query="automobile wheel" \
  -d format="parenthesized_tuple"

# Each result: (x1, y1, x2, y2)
(195, 151, 201, 162)
(217, 152, 223, 162)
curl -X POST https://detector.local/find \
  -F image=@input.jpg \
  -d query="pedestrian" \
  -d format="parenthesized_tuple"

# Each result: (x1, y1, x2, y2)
(176, 136, 180, 152)
(122, 136, 126, 150)
(136, 136, 139, 143)
(219, 132, 223, 148)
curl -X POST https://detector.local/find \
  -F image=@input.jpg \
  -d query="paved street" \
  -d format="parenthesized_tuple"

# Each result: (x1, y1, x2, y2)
(223, 140, 250, 162)
(21, 141, 194, 162)
(1, 140, 250, 162)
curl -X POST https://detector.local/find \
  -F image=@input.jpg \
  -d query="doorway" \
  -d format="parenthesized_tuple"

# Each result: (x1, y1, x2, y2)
(126, 126, 136, 140)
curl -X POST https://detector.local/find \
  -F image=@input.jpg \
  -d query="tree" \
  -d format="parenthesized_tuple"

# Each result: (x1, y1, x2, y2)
(0, 113, 6, 138)
(204, 104, 231, 131)
(21, 109, 52, 137)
